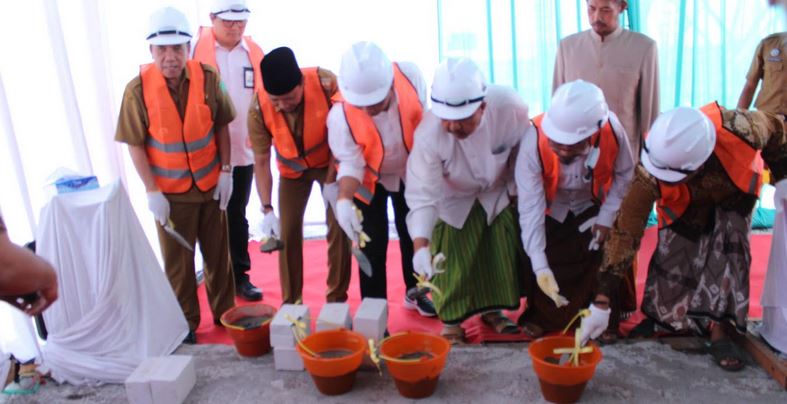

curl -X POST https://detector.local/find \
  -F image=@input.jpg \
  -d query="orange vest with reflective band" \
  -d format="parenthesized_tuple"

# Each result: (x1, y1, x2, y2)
(141, 61, 219, 193)
(192, 26, 265, 92)
(531, 114, 620, 210)
(341, 63, 423, 204)
(656, 102, 764, 228)
(258, 67, 331, 179)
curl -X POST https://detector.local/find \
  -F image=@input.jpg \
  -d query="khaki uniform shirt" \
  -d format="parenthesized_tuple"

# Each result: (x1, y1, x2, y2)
(115, 63, 236, 202)
(554, 26, 660, 158)
(746, 32, 787, 116)
(247, 68, 337, 156)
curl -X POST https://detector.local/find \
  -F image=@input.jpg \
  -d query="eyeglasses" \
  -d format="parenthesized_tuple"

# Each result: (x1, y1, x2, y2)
(431, 95, 484, 107)
(643, 143, 695, 175)
(146, 30, 192, 41)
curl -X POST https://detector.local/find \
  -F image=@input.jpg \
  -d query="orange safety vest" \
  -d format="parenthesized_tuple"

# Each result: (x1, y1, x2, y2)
(141, 61, 219, 193)
(192, 26, 265, 92)
(656, 102, 764, 228)
(531, 114, 620, 210)
(341, 63, 423, 204)
(258, 67, 331, 179)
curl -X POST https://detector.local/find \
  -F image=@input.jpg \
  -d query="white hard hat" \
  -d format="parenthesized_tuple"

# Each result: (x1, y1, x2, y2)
(542, 80, 609, 145)
(338, 42, 394, 107)
(641, 107, 716, 183)
(147, 7, 192, 45)
(430, 58, 487, 120)
(211, 0, 250, 21)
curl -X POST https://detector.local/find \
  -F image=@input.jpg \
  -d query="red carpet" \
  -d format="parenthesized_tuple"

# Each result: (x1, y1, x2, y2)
(195, 228, 771, 344)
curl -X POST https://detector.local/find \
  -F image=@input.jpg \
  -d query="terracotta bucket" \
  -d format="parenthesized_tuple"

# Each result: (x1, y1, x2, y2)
(380, 332, 451, 399)
(219, 303, 276, 357)
(528, 336, 602, 403)
(296, 329, 366, 395)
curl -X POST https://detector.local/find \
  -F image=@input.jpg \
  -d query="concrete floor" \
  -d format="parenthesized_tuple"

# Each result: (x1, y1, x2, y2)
(2, 340, 785, 403)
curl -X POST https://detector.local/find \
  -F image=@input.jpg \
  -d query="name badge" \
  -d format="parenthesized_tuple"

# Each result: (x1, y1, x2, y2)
(767, 57, 783, 63)
(243, 67, 254, 89)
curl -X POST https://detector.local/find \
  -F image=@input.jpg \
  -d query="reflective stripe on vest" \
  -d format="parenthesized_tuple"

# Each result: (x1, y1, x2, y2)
(258, 67, 331, 179)
(341, 63, 423, 204)
(531, 113, 619, 211)
(141, 61, 219, 193)
(655, 101, 764, 228)
(193, 26, 265, 92)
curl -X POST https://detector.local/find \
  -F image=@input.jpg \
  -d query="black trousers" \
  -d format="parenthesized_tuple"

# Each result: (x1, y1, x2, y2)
(354, 181, 417, 299)
(227, 164, 254, 283)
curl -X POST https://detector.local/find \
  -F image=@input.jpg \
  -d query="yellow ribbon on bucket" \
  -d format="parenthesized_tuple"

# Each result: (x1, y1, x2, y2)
(553, 309, 594, 367)
(284, 313, 317, 357)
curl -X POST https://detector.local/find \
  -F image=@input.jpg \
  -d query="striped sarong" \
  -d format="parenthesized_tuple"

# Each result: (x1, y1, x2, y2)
(430, 202, 523, 324)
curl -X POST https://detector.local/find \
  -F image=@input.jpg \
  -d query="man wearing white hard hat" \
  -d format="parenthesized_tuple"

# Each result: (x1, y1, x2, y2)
(593, 102, 787, 370)
(115, 6, 236, 344)
(192, 0, 265, 301)
(515, 80, 634, 343)
(405, 58, 530, 343)
(327, 41, 435, 316)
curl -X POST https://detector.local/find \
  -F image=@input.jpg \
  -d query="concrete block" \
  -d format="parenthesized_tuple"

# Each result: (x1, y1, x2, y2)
(125, 355, 196, 404)
(316, 303, 352, 332)
(353, 298, 388, 341)
(274, 346, 304, 371)
(270, 304, 310, 348)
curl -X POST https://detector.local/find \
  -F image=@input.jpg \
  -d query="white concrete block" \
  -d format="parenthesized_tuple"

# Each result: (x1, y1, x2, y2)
(274, 346, 304, 371)
(353, 298, 388, 341)
(270, 304, 310, 348)
(316, 303, 352, 332)
(125, 355, 196, 404)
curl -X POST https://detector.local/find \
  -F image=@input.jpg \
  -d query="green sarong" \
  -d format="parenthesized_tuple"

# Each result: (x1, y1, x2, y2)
(431, 202, 523, 324)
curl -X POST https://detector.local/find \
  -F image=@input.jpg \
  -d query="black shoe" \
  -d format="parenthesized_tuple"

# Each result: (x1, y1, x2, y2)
(236, 279, 263, 301)
(183, 331, 197, 345)
(404, 288, 437, 317)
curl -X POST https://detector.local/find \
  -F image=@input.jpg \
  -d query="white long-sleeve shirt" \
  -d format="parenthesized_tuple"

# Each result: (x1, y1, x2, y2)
(213, 38, 256, 167)
(405, 85, 530, 241)
(515, 111, 634, 272)
(327, 62, 427, 192)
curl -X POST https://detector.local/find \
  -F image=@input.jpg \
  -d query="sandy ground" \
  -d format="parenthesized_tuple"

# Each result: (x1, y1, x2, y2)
(2, 340, 785, 403)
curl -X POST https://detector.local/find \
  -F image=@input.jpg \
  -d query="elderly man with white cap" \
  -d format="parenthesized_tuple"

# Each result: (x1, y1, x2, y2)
(115, 6, 236, 344)
(327, 41, 435, 316)
(405, 58, 530, 343)
(192, 0, 265, 302)
(515, 80, 634, 343)
(594, 101, 787, 371)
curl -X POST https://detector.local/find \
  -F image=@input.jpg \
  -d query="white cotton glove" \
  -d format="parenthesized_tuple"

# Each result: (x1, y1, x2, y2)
(579, 303, 611, 346)
(413, 247, 434, 279)
(147, 191, 170, 226)
(774, 179, 787, 213)
(335, 199, 362, 243)
(535, 267, 569, 308)
(261, 210, 280, 238)
(213, 171, 233, 210)
(322, 182, 340, 213)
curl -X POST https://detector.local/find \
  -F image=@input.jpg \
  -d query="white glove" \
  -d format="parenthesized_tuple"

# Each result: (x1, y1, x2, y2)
(322, 182, 339, 213)
(588, 230, 601, 251)
(261, 210, 280, 238)
(147, 191, 170, 226)
(579, 303, 611, 346)
(335, 199, 362, 243)
(413, 247, 434, 279)
(535, 267, 569, 308)
(774, 179, 787, 213)
(213, 171, 233, 210)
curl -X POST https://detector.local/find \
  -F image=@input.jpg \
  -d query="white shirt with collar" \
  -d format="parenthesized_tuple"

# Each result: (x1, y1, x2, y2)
(327, 62, 427, 193)
(405, 85, 530, 241)
(213, 38, 255, 167)
(515, 111, 634, 272)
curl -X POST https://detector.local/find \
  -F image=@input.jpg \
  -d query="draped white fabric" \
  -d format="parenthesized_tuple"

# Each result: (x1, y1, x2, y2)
(761, 199, 787, 353)
(35, 181, 188, 385)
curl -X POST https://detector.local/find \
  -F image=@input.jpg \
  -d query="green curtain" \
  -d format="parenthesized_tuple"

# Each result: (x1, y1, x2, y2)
(436, 0, 786, 114)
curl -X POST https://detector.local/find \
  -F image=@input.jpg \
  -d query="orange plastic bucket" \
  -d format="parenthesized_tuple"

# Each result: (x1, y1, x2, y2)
(220, 304, 276, 357)
(296, 329, 366, 395)
(379, 332, 450, 399)
(528, 336, 602, 403)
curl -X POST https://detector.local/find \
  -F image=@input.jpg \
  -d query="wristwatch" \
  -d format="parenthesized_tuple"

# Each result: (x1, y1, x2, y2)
(220, 164, 232, 173)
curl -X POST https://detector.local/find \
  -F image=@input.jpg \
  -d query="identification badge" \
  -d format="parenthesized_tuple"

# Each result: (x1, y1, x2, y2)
(767, 57, 783, 63)
(243, 67, 254, 89)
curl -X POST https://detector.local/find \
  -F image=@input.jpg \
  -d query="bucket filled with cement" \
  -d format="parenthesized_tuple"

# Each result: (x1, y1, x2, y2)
(379, 332, 450, 399)
(528, 336, 602, 403)
(220, 303, 276, 357)
(296, 328, 366, 395)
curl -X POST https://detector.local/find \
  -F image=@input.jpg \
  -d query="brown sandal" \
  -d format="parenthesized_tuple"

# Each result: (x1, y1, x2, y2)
(521, 322, 545, 339)
(441, 325, 465, 345)
(481, 312, 520, 335)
